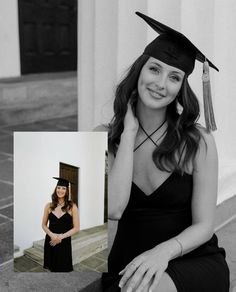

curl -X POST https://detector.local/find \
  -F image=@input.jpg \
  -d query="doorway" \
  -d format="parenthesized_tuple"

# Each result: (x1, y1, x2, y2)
(59, 162, 79, 205)
(18, 0, 77, 74)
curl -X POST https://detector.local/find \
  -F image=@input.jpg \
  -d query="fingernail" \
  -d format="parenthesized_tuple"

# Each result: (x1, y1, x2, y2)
(118, 282, 123, 288)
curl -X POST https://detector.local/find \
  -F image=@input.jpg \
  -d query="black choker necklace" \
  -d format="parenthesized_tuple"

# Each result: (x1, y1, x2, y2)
(134, 119, 167, 152)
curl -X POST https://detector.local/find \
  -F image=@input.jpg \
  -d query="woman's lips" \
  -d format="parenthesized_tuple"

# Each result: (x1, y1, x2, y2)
(147, 88, 165, 99)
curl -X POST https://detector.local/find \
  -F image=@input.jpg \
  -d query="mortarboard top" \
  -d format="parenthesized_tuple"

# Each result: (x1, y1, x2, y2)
(53, 177, 71, 188)
(136, 11, 219, 75)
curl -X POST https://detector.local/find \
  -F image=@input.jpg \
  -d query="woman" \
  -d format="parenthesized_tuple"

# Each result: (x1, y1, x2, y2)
(100, 12, 230, 292)
(42, 177, 80, 272)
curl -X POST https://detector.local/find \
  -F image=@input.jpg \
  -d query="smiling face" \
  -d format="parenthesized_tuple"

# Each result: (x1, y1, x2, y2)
(56, 185, 67, 199)
(137, 57, 185, 111)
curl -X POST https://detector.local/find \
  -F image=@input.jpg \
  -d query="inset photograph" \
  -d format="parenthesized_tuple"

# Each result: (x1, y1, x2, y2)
(13, 131, 108, 273)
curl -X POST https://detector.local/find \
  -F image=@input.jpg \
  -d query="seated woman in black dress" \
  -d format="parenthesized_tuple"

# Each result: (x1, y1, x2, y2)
(42, 177, 80, 272)
(100, 12, 230, 292)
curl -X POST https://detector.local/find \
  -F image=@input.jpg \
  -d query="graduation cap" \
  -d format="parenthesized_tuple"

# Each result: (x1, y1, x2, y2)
(53, 177, 70, 187)
(136, 11, 217, 131)
(136, 11, 218, 74)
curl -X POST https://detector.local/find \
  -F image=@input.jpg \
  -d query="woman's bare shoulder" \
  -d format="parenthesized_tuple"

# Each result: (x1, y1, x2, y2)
(69, 203, 78, 216)
(44, 202, 52, 213)
(93, 124, 110, 132)
(196, 125, 216, 149)
(193, 126, 217, 169)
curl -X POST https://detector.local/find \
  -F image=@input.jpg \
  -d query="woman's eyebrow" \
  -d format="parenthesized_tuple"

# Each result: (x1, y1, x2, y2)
(150, 61, 162, 68)
(171, 70, 184, 75)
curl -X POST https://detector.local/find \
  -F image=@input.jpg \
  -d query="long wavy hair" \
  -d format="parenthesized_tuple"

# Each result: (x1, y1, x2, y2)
(50, 186, 73, 212)
(108, 54, 205, 173)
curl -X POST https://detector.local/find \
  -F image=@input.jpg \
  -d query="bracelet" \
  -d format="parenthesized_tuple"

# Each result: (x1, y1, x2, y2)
(174, 238, 183, 257)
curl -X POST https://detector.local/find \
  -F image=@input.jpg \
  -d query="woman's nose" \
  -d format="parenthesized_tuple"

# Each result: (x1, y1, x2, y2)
(155, 74, 166, 90)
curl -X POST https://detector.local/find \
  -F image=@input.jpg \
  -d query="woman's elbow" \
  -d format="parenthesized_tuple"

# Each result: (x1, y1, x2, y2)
(109, 199, 127, 220)
(196, 222, 215, 242)
(206, 226, 215, 241)
(108, 209, 122, 221)
(73, 224, 80, 233)
(204, 219, 215, 238)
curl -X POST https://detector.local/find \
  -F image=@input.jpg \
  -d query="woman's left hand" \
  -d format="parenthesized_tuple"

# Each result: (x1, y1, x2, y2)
(119, 245, 170, 292)
(49, 235, 62, 246)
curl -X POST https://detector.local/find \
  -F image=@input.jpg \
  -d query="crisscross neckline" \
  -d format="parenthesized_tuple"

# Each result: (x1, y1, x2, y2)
(134, 119, 167, 152)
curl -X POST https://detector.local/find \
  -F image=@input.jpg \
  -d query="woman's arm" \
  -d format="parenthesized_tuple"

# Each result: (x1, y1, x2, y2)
(119, 130, 219, 291)
(108, 103, 139, 220)
(163, 129, 218, 258)
(108, 133, 136, 220)
(94, 104, 139, 220)
(41, 203, 57, 239)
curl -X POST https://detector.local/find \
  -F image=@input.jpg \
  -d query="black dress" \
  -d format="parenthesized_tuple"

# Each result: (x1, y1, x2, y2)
(44, 212, 73, 272)
(102, 172, 230, 291)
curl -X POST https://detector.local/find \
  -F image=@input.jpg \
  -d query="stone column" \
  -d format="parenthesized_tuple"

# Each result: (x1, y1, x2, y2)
(78, 0, 118, 130)
(78, 0, 147, 130)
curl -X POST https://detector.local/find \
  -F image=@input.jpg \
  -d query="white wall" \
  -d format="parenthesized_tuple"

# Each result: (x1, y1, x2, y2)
(0, 0, 20, 78)
(214, 0, 236, 203)
(116, 0, 147, 78)
(14, 132, 107, 253)
(214, 0, 236, 158)
(180, 0, 236, 203)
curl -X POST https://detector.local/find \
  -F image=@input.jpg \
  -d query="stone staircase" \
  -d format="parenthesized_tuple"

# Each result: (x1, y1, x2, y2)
(24, 223, 108, 266)
(0, 71, 77, 126)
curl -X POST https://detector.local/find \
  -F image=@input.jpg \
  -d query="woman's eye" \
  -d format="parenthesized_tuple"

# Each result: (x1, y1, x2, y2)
(170, 75, 180, 82)
(149, 66, 160, 73)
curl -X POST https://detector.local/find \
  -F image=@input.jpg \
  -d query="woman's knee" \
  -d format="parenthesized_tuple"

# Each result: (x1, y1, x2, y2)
(154, 272, 177, 292)
(121, 272, 177, 292)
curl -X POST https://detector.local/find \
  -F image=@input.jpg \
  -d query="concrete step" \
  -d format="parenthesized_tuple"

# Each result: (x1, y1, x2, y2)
(24, 223, 108, 266)
(0, 71, 77, 126)
(24, 247, 44, 266)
